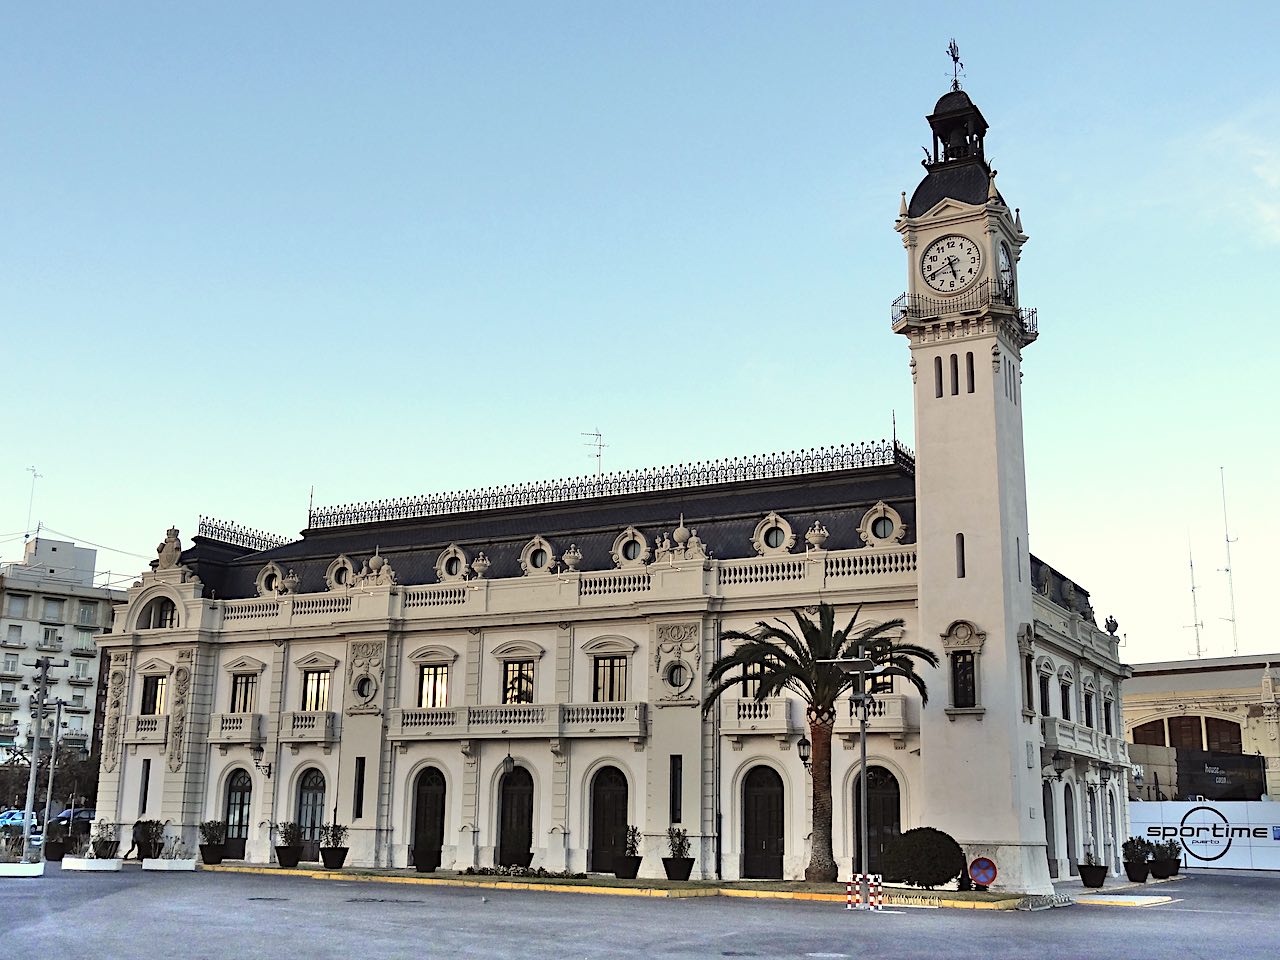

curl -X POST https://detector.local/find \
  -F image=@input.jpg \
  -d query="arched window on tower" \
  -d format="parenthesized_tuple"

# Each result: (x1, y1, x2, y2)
(934, 356, 943, 398)
(965, 352, 974, 393)
(950, 353, 959, 396)
(1205, 717, 1243, 754)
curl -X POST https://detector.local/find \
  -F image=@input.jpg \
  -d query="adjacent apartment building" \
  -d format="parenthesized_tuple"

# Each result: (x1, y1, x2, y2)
(0, 537, 124, 765)
(90, 85, 1131, 894)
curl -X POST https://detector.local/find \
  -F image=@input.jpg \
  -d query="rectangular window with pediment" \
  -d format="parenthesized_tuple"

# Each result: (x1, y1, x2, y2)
(593, 656, 627, 703)
(950, 652, 976, 709)
(230, 674, 257, 713)
(1060, 682, 1072, 722)
(418, 664, 449, 709)
(502, 660, 535, 705)
(301, 670, 330, 712)
(1084, 691, 1095, 729)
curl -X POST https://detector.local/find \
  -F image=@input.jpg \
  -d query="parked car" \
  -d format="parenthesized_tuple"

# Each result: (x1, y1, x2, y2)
(0, 809, 40, 830)
(52, 808, 95, 836)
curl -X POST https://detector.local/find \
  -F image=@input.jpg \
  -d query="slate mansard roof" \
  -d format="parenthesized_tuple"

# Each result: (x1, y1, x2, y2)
(181, 441, 918, 601)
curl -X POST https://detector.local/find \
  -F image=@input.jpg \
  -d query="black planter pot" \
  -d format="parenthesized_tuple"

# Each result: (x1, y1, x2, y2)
(320, 847, 349, 870)
(138, 840, 162, 861)
(614, 855, 643, 880)
(662, 857, 694, 881)
(1123, 861, 1149, 883)
(1078, 864, 1108, 889)
(92, 841, 118, 860)
(43, 841, 66, 862)
(275, 845, 303, 869)
(200, 844, 226, 866)
(1149, 858, 1178, 880)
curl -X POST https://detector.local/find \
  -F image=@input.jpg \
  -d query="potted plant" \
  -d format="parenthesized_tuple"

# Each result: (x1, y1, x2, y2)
(199, 820, 227, 866)
(274, 821, 303, 869)
(319, 822, 349, 870)
(1149, 839, 1181, 879)
(42, 821, 67, 862)
(144, 837, 197, 871)
(1077, 851, 1107, 889)
(64, 822, 123, 871)
(614, 825, 643, 880)
(1122, 837, 1151, 883)
(662, 826, 694, 881)
(135, 820, 166, 861)
(0, 825, 44, 877)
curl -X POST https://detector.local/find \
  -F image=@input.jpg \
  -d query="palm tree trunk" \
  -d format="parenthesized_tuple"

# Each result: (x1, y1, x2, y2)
(805, 716, 838, 883)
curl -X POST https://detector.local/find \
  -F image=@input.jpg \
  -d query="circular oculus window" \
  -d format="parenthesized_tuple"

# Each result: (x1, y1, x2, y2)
(871, 516, 894, 539)
(530, 548, 548, 569)
(763, 526, 786, 549)
(444, 556, 461, 577)
(621, 538, 641, 561)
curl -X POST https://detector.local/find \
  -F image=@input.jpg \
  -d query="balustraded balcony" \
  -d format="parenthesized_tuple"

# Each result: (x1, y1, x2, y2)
(1041, 717, 1129, 766)
(210, 712, 264, 747)
(834, 694, 917, 748)
(281, 711, 337, 748)
(719, 698, 797, 747)
(124, 715, 169, 746)
(388, 702, 649, 745)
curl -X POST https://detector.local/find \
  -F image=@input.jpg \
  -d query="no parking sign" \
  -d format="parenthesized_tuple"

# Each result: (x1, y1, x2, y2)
(969, 857, 998, 886)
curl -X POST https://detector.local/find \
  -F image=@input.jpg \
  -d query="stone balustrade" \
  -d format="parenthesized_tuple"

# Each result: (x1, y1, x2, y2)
(124, 714, 169, 745)
(388, 702, 649, 743)
(1041, 716, 1130, 766)
(210, 712, 264, 746)
(281, 711, 337, 745)
(834, 694, 917, 746)
(719, 698, 796, 740)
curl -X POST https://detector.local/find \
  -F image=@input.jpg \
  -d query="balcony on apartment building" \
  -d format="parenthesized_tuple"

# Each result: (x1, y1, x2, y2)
(388, 702, 649, 745)
(123, 715, 169, 746)
(210, 712, 266, 747)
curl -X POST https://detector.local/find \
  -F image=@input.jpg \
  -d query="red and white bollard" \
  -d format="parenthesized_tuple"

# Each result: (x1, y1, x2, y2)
(846, 874, 884, 911)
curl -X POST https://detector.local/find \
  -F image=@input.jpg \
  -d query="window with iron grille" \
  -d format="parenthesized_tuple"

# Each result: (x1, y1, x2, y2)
(950, 652, 976, 709)
(593, 656, 627, 703)
(418, 664, 449, 708)
(141, 676, 168, 715)
(502, 660, 535, 704)
(301, 670, 330, 712)
(230, 674, 257, 713)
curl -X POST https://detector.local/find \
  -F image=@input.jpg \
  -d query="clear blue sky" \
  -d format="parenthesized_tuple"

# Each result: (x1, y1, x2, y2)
(3, 2, 1276, 664)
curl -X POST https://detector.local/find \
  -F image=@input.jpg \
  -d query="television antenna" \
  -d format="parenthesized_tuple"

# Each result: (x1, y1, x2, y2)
(1185, 541, 1204, 658)
(1218, 467, 1239, 655)
(24, 466, 43, 541)
(582, 430, 607, 476)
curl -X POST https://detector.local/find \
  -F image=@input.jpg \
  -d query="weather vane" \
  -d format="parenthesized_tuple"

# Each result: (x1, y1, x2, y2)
(947, 38, 964, 91)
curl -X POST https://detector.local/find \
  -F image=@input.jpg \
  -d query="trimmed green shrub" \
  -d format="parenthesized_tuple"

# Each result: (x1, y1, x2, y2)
(881, 827, 966, 889)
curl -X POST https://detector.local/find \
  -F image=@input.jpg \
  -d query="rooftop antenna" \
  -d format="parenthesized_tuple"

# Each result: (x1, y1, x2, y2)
(891, 410, 897, 447)
(307, 485, 315, 527)
(24, 466, 43, 541)
(582, 430, 607, 476)
(1185, 540, 1205, 658)
(1218, 466, 1239, 654)
(947, 38, 964, 91)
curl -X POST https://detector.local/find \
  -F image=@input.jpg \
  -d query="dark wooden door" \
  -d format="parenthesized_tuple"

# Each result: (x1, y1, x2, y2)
(498, 767, 534, 867)
(742, 766, 784, 879)
(224, 769, 252, 860)
(297, 768, 326, 862)
(589, 766, 628, 873)
(854, 766, 900, 875)
(413, 767, 447, 871)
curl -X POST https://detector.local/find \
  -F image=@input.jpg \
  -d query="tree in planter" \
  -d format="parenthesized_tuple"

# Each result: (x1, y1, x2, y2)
(274, 821, 304, 869)
(199, 820, 227, 865)
(136, 820, 166, 860)
(704, 603, 938, 883)
(90, 821, 119, 860)
(615, 825, 643, 880)
(663, 826, 694, 881)
(319, 822, 350, 869)
(1122, 836, 1151, 882)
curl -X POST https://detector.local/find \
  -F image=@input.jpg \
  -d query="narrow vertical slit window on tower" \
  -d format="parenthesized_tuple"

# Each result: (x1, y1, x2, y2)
(354, 756, 366, 820)
(965, 351, 974, 393)
(669, 755, 683, 824)
(950, 353, 959, 395)
(955, 533, 966, 578)
(934, 356, 943, 398)
(1016, 537, 1022, 581)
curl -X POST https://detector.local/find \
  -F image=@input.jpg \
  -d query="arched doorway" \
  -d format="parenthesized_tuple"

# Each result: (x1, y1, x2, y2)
(589, 766, 628, 873)
(224, 769, 252, 860)
(742, 766, 784, 879)
(1063, 784, 1078, 876)
(297, 768, 326, 862)
(853, 766, 901, 876)
(1042, 781, 1058, 879)
(413, 767, 447, 872)
(498, 767, 534, 868)
(1107, 792, 1119, 871)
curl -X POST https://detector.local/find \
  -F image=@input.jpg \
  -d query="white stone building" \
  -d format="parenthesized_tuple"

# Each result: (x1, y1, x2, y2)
(92, 86, 1130, 893)
(0, 537, 123, 766)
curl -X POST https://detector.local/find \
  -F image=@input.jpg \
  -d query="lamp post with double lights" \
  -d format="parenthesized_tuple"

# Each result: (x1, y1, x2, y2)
(815, 654, 881, 911)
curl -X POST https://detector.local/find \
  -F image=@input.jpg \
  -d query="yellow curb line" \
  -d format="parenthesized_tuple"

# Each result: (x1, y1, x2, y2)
(200, 865, 1020, 907)
(1075, 896, 1173, 908)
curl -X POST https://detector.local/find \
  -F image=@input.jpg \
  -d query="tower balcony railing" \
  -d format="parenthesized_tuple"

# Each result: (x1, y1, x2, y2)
(890, 278, 1037, 338)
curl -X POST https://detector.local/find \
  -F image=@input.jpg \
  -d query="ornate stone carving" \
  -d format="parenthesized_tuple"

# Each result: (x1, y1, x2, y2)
(101, 652, 130, 774)
(346, 639, 386, 715)
(561, 545, 582, 571)
(805, 522, 829, 550)
(654, 622, 700, 708)
(156, 528, 182, 570)
(940, 619, 986, 652)
(353, 551, 397, 587)
(167, 653, 194, 772)
(654, 517, 709, 563)
(1036, 564, 1052, 597)
(470, 553, 491, 579)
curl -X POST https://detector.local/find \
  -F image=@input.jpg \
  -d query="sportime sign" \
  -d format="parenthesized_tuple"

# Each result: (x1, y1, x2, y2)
(1128, 801, 1280, 870)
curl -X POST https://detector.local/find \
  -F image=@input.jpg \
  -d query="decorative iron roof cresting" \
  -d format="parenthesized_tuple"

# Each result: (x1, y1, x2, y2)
(197, 517, 294, 552)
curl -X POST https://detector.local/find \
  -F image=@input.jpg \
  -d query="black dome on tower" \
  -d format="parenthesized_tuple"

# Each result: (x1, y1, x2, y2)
(906, 88, 1001, 217)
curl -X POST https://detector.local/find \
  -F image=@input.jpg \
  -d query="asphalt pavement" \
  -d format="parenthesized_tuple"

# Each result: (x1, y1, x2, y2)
(1, 865, 1275, 960)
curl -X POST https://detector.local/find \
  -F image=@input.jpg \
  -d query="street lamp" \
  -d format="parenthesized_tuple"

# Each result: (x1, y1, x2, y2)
(1050, 751, 1069, 781)
(250, 744, 273, 779)
(816, 655, 886, 911)
(796, 735, 811, 770)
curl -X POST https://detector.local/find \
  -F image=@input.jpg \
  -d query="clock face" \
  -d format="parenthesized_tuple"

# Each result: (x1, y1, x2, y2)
(920, 234, 982, 293)
(998, 241, 1014, 289)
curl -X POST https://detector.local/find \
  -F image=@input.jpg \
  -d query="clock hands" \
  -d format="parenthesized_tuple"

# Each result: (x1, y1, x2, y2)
(927, 256, 960, 281)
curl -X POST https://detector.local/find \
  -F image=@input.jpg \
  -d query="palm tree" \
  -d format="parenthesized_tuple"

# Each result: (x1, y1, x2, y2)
(704, 602, 938, 883)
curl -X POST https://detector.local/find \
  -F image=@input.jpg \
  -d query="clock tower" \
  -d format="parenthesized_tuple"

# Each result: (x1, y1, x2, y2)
(894, 86, 1052, 894)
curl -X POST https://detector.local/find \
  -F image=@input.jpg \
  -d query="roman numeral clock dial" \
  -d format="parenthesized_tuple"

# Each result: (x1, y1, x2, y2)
(920, 234, 982, 293)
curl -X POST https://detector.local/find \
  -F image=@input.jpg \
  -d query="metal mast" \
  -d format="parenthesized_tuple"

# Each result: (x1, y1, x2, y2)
(1186, 543, 1204, 658)
(1218, 467, 1239, 655)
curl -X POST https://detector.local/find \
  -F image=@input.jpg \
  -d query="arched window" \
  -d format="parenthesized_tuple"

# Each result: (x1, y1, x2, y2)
(1132, 719, 1165, 746)
(297, 768, 326, 853)
(138, 597, 178, 630)
(1205, 717, 1243, 754)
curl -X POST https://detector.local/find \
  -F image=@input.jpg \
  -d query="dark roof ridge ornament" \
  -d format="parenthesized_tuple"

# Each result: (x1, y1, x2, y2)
(947, 38, 964, 92)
